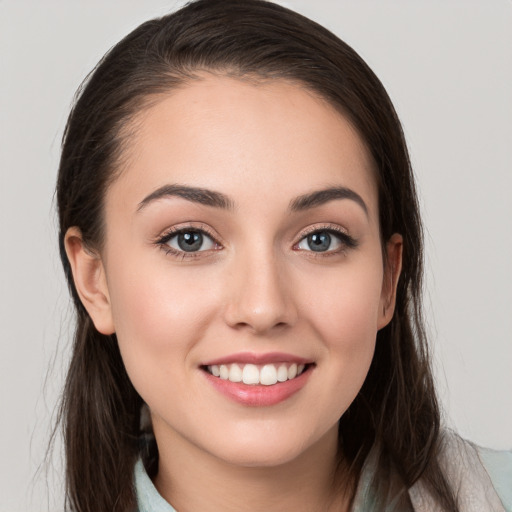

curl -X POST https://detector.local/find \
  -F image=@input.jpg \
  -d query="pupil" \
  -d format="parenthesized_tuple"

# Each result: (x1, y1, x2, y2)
(178, 231, 203, 252)
(308, 232, 331, 252)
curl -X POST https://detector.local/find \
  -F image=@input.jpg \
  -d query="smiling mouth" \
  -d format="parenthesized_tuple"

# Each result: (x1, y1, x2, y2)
(202, 362, 311, 386)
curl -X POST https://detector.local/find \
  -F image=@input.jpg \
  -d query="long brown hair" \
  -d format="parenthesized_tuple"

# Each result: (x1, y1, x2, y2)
(56, 1, 457, 510)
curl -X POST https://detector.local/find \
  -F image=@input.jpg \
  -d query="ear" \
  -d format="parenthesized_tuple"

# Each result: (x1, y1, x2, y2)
(64, 227, 115, 335)
(377, 233, 403, 330)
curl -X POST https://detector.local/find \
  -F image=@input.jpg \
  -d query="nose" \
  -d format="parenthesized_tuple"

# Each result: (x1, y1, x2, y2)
(222, 248, 298, 334)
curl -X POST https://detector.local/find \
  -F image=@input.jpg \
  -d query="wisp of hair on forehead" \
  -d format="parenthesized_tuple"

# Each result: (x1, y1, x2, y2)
(55, 1, 458, 510)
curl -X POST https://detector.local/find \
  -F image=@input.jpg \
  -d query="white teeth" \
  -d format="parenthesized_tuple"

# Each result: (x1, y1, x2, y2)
(207, 362, 309, 385)
(260, 364, 278, 386)
(277, 364, 288, 382)
(242, 364, 260, 385)
(288, 363, 297, 380)
(219, 364, 229, 380)
(228, 364, 242, 382)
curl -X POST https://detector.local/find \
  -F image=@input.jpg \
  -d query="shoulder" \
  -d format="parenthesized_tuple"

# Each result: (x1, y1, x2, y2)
(409, 430, 512, 511)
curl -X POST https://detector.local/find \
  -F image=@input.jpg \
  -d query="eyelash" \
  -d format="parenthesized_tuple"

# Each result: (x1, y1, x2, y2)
(154, 224, 357, 260)
(155, 224, 222, 260)
(293, 225, 358, 257)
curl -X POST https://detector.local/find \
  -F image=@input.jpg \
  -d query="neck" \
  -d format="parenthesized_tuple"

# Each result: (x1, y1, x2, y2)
(153, 423, 351, 512)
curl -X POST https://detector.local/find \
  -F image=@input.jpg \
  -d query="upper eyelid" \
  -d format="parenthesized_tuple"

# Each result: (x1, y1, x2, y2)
(156, 223, 222, 244)
(295, 223, 350, 240)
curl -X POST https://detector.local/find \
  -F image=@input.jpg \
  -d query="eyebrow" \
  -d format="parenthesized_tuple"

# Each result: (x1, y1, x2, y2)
(137, 184, 235, 212)
(289, 187, 368, 216)
(137, 183, 367, 216)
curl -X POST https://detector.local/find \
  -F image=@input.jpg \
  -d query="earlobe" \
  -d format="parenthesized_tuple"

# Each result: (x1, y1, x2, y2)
(377, 233, 403, 330)
(64, 227, 115, 335)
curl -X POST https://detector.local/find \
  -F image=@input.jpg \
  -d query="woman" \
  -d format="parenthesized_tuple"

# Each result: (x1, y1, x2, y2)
(55, 0, 511, 510)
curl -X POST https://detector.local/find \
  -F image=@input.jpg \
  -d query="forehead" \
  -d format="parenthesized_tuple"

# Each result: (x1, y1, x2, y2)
(109, 74, 378, 218)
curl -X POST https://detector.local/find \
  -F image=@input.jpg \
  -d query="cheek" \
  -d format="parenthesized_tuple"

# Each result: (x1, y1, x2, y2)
(304, 260, 383, 344)
(299, 259, 383, 395)
(105, 256, 220, 393)
(110, 255, 219, 337)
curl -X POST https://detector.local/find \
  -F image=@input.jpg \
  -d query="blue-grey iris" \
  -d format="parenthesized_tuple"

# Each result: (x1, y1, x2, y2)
(307, 231, 331, 252)
(177, 231, 203, 252)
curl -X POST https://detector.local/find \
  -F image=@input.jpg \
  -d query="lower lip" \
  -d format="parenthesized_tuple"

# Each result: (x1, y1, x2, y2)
(202, 367, 312, 407)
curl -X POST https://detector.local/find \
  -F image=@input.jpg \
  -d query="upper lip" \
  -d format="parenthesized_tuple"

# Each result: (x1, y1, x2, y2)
(201, 351, 313, 366)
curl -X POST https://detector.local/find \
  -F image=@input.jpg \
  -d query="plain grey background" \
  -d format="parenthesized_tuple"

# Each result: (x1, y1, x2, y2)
(1, 1, 511, 510)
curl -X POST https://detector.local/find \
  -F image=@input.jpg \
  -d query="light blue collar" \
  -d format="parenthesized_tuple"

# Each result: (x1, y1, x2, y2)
(134, 441, 512, 512)
(134, 459, 177, 512)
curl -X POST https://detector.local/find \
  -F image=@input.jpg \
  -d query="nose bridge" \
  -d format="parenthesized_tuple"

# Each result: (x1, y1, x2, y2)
(223, 243, 296, 333)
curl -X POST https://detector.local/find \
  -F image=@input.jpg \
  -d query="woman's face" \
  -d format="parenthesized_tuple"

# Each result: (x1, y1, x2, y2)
(75, 75, 401, 468)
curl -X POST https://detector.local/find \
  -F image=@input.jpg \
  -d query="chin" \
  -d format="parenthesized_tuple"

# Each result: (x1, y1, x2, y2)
(216, 443, 306, 468)
(204, 424, 329, 469)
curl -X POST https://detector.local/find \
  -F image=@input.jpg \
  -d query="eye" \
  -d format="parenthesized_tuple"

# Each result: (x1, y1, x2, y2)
(155, 225, 221, 259)
(296, 229, 356, 253)
(165, 229, 217, 253)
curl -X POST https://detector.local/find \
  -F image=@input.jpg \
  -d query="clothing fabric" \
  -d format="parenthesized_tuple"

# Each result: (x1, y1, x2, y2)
(134, 432, 512, 511)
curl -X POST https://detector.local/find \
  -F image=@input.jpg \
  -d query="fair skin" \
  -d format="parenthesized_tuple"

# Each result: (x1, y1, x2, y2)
(65, 75, 402, 511)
